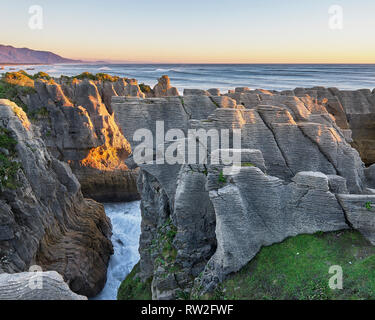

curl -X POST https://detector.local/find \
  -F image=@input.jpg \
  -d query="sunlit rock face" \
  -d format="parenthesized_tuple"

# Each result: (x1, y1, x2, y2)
(152, 75, 179, 97)
(0, 100, 113, 297)
(20, 78, 140, 201)
(112, 87, 374, 299)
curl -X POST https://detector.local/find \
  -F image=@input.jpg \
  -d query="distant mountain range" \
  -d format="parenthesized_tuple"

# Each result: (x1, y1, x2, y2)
(0, 45, 82, 64)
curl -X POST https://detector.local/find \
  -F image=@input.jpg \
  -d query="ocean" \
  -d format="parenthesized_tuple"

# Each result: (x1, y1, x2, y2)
(1, 64, 375, 93)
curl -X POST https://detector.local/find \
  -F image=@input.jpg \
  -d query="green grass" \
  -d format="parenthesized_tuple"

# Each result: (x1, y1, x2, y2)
(242, 162, 255, 167)
(365, 202, 373, 211)
(117, 262, 152, 300)
(0, 128, 20, 190)
(207, 230, 375, 300)
(117, 230, 375, 300)
(218, 170, 227, 183)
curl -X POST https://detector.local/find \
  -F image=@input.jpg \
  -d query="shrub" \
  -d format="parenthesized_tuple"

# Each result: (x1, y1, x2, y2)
(74, 72, 97, 81)
(95, 73, 119, 82)
(72, 72, 120, 82)
(4, 71, 34, 88)
(139, 83, 153, 94)
(32, 72, 51, 80)
(0, 79, 34, 112)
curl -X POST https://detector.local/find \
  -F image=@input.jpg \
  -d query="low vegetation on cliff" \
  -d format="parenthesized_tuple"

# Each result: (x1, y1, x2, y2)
(206, 230, 375, 300)
(117, 263, 152, 300)
(0, 127, 20, 190)
(70, 72, 120, 82)
(117, 230, 375, 300)
(0, 71, 36, 111)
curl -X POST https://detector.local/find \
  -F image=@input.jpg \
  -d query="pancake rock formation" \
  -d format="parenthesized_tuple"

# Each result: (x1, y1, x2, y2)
(113, 87, 375, 299)
(0, 99, 113, 297)
(227, 86, 375, 166)
(4, 72, 142, 202)
(0, 271, 87, 300)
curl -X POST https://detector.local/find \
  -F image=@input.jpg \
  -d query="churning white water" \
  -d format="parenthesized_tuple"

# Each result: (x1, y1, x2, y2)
(93, 201, 141, 300)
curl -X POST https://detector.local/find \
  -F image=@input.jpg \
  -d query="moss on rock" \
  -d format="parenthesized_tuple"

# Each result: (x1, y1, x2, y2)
(117, 262, 152, 300)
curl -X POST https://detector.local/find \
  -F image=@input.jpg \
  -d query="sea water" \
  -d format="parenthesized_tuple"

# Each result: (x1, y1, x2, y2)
(93, 201, 141, 300)
(2, 64, 375, 93)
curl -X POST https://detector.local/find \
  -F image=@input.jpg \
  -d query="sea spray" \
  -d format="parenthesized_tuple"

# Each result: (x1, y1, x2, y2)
(93, 201, 141, 300)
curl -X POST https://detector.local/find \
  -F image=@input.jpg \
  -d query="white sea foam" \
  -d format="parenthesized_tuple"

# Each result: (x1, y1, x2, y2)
(93, 201, 141, 300)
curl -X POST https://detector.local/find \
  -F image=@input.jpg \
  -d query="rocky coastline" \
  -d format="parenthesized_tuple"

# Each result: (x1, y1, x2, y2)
(112, 84, 375, 299)
(1, 70, 375, 300)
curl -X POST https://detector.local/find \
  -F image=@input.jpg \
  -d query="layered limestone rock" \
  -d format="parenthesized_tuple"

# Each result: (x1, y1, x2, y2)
(0, 271, 87, 300)
(201, 169, 349, 292)
(225, 87, 375, 165)
(337, 194, 375, 245)
(365, 164, 375, 188)
(291, 87, 375, 166)
(113, 87, 373, 299)
(0, 100, 113, 297)
(17, 76, 140, 201)
(152, 75, 179, 97)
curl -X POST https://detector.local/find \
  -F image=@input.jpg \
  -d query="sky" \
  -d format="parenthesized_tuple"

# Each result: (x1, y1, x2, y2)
(0, 0, 374, 63)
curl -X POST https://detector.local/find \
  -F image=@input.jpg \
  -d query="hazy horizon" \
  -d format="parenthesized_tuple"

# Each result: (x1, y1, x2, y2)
(1, 0, 375, 64)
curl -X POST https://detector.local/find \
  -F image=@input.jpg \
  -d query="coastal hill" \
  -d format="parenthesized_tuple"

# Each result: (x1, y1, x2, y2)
(0, 44, 81, 64)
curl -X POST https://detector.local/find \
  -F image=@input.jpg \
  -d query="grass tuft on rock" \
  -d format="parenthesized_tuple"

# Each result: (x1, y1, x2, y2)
(0, 128, 20, 190)
(204, 230, 375, 300)
(117, 262, 152, 300)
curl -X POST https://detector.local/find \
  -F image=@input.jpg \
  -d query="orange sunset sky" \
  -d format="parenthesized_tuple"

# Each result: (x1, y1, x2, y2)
(1, 0, 374, 63)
